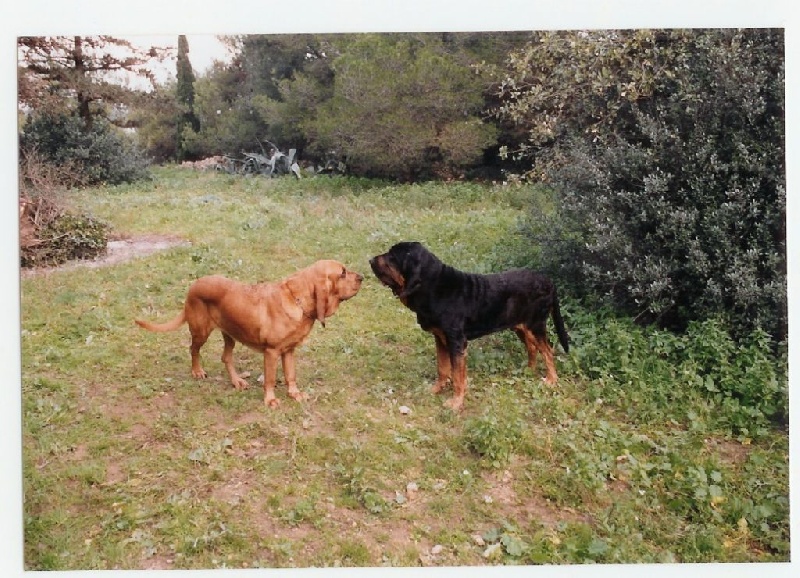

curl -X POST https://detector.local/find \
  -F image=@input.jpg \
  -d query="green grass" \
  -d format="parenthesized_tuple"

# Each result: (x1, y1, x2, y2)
(20, 167, 789, 569)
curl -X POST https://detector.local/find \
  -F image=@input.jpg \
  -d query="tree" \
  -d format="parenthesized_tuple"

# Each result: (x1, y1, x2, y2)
(175, 35, 201, 161)
(177, 63, 268, 158)
(308, 34, 497, 180)
(132, 82, 182, 163)
(18, 35, 168, 129)
(248, 35, 339, 155)
(18, 36, 162, 184)
(496, 29, 786, 341)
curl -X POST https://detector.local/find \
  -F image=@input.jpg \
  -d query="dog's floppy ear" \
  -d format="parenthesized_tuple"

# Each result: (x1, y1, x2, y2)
(314, 273, 341, 327)
(398, 244, 425, 299)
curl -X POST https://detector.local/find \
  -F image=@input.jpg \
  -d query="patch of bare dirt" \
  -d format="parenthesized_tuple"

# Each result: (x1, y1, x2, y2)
(705, 436, 752, 465)
(211, 467, 260, 506)
(481, 467, 591, 527)
(20, 233, 191, 278)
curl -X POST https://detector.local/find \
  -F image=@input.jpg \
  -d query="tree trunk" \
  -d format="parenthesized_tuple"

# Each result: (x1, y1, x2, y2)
(72, 36, 92, 129)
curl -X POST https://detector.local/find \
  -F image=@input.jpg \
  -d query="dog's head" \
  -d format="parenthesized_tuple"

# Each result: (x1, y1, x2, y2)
(369, 241, 440, 303)
(288, 260, 363, 327)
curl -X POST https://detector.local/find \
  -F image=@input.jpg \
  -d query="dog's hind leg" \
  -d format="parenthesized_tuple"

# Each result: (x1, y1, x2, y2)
(221, 332, 249, 390)
(189, 329, 211, 379)
(514, 325, 539, 372)
(529, 321, 558, 385)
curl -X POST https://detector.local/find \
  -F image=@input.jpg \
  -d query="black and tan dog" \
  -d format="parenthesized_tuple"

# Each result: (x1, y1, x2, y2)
(370, 241, 569, 411)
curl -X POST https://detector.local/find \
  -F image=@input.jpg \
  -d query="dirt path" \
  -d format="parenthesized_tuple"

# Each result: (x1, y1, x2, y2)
(20, 234, 191, 278)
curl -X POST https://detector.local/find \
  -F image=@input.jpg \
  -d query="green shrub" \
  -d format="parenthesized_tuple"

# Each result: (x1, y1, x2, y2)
(567, 307, 787, 439)
(463, 407, 525, 466)
(20, 111, 151, 185)
(681, 320, 787, 436)
(498, 29, 785, 342)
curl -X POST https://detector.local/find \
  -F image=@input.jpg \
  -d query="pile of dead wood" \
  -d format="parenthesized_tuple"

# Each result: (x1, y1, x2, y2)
(19, 196, 55, 252)
(180, 156, 226, 170)
(19, 196, 108, 268)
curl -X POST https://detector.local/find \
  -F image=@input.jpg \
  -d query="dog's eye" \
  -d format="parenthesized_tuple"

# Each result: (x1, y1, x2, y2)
(341, 268, 347, 278)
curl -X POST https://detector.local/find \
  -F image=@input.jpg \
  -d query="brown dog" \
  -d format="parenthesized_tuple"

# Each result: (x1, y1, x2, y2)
(136, 260, 363, 408)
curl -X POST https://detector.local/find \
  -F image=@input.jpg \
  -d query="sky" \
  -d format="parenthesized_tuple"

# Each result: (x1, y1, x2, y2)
(132, 34, 232, 75)
(121, 34, 233, 86)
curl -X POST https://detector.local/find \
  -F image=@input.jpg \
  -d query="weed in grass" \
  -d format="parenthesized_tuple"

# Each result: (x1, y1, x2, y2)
(277, 497, 321, 528)
(335, 462, 392, 515)
(334, 540, 373, 566)
(463, 407, 525, 468)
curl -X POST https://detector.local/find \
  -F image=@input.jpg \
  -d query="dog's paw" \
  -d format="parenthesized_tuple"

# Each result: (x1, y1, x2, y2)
(288, 390, 309, 402)
(266, 398, 280, 409)
(443, 397, 464, 412)
(232, 378, 250, 390)
(192, 369, 208, 379)
(431, 380, 449, 394)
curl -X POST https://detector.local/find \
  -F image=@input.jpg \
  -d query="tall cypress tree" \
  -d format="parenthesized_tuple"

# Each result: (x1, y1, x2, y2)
(176, 35, 200, 161)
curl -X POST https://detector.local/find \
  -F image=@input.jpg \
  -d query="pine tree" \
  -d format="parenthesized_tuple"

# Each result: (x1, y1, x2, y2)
(18, 35, 167, 129)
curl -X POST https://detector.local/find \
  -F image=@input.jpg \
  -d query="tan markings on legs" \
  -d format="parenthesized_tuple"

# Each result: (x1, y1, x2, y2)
(221, 333, 249, 390)
(282, 350, 308, 402)
(514, 325, 539, 372)
(444, 348, 468, 412)
(262, 350, 281, 408)
(536, 333, 558, 385)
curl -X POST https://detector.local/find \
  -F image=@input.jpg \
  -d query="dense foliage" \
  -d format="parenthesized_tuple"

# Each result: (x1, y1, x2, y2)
(161, 33, 521, 178)
(20, 111, 150, 186)
(564, 307, 788, 438)
(495, 29, 785, 341)
(308, 35, 498, 180)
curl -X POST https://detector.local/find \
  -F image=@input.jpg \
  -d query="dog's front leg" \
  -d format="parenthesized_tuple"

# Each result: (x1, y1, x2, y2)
(443, 336, 468, 412)
(262, 349, 281, 408)
(431, 330, 452, 394)
(282, 350, 309, 402)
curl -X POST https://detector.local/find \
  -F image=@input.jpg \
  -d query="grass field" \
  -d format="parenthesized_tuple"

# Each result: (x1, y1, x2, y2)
(20, 167, 790, 570)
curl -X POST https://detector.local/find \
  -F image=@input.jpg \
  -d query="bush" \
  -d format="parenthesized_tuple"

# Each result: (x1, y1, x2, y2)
(20, 111, 151, 185)
(497, 29, 786, 341)
(681, 320, 787, 436)
(464, 405, 525, 466)
(567, 308, 787, 439)
(19, 148, 109, 268)
(20, 200, 108, 268)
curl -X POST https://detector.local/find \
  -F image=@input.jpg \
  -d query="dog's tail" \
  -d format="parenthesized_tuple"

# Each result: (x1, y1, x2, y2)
(135, 311, 186, 332)
(551, 291, 570, 353)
